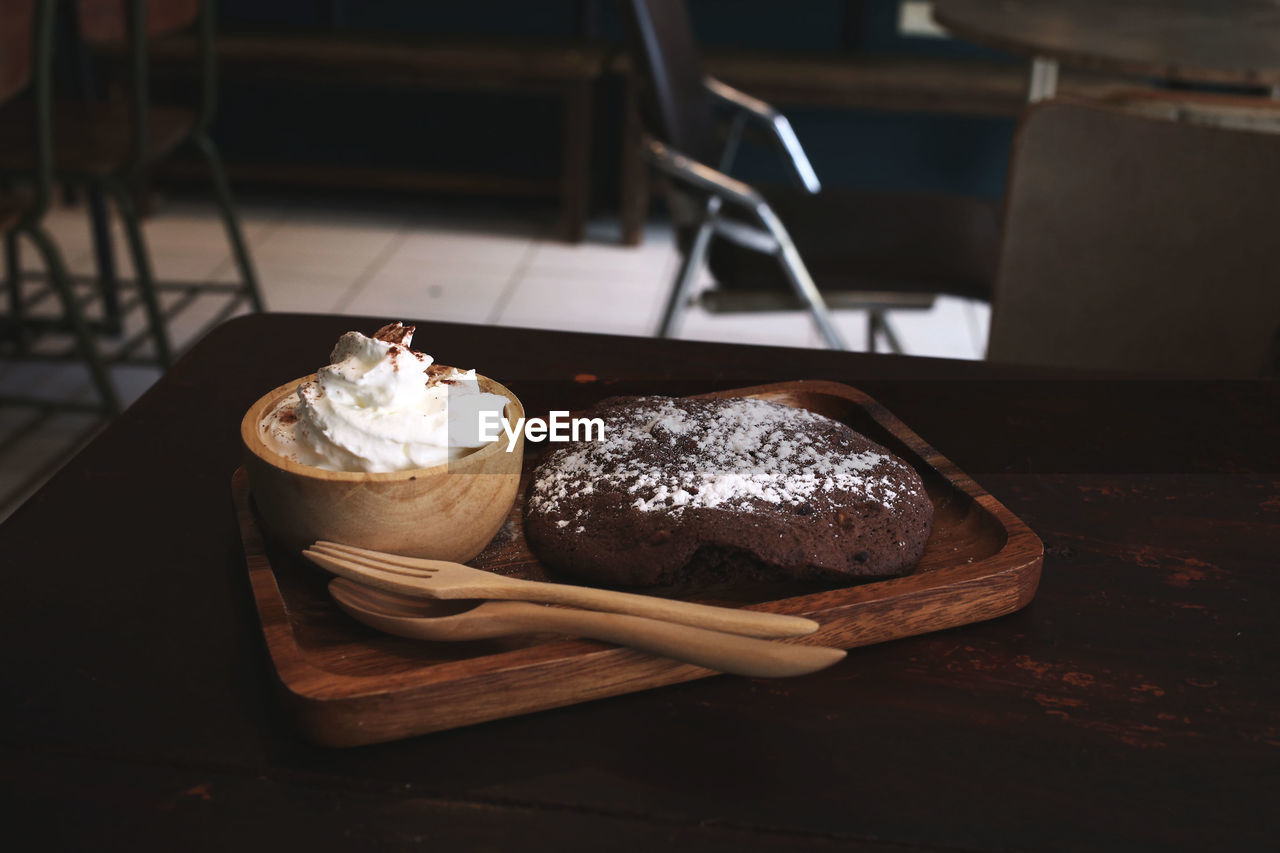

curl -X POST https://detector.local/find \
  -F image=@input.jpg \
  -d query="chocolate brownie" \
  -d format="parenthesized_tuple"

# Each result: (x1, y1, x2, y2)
(524, 395, 934, 587)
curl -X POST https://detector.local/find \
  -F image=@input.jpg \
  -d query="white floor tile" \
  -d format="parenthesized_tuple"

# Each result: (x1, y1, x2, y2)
(136, 197, 280, 242)
(388, 229, 535, 276)
(677, 307, 828, 350)
(523, 239, 676, 282)
(964, 298, 991, 356)
(16, 241, 90, 276)
(246, 222, 402, 280)
(38, 200, 274, 256)
(845, 296, 981, 360)
(38, 207, 101, 254)
(343, 269, 511, 324)
(68, 245, 231, 283)
(270, 201, 411, 231)
(257, 266, 364, 314)
(582, 216, 677, 247)
(165, 293, 250, 353)
(495, 270, 666, 336)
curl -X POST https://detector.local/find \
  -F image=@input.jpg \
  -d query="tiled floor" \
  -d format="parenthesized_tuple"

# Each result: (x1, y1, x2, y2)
(0, 195, 990, 520)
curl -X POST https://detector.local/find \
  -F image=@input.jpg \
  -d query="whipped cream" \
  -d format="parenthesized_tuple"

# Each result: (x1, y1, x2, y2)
(260, 323, 510, 472)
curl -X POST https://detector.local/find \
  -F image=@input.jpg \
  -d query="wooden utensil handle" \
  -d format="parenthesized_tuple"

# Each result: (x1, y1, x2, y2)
(500, 577, 819, 638)
(504, 603, 845, 678)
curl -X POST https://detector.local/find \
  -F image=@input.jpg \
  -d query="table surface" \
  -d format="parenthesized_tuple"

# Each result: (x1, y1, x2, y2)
(934, 0, 1280, 86)
(1, 313, 1276, 851)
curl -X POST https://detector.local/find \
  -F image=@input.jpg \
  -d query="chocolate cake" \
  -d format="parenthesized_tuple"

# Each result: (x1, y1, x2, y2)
(524, 395, 934, 587)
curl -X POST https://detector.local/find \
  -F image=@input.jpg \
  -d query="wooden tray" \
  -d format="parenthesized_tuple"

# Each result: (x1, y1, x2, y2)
(235, 380, 1043, 747)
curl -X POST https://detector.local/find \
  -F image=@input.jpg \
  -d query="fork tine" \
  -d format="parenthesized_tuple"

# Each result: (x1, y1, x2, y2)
(330, 578, 393, 611)
(310, 544, 439, 578)
(314, 541, 442, 571)
(309, 543, 820, 639)
(303, 550, 441, 599)
(329, 578, 433, 618)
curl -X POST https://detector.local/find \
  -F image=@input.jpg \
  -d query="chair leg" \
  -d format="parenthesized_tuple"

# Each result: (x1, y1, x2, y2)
(191, 132, 265, 312)
(658, 216, 715, 338)
(868, 310, 905, 355)
(5, 231, 28, 352)
(556, 80, 592, 244)
(618, 73, 649, 247)
(878, 312, 904, 354)
(25, 226, 121, 414)
(86, 187, 123, 335)
(107, 180, 173, 367)
(755, 205, 847, 350)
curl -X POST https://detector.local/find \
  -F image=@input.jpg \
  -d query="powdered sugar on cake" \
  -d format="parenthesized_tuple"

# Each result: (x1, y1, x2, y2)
(528, 396, 919, 521)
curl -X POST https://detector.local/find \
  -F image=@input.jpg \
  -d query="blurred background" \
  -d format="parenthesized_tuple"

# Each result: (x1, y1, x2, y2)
(2, 0, 1279, 518)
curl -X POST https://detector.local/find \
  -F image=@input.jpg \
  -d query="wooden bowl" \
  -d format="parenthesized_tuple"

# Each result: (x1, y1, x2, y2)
(241, 374, 524, 560)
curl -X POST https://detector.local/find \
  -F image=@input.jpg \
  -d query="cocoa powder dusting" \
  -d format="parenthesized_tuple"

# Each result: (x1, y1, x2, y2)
(373, 322, 414, 345)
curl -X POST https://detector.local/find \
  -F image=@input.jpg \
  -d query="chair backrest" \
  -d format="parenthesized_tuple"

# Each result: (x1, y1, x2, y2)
(77, 0, 198, 44)
(0, 0, 34, 105)
(619, 0, 721, 166)
(76, 0, 214, 167)
(0, 0, 56, 223)
(988, 99, 1280, 378)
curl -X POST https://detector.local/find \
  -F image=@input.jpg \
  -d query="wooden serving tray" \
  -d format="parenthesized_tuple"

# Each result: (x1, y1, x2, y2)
(235, 380, 1043, 747)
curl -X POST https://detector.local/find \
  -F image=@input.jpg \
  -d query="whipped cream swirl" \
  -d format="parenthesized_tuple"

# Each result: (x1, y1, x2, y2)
(260, 323, 509, 472)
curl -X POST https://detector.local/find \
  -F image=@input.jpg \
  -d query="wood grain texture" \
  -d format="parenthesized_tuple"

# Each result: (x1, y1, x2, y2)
(672, 51, 1128, 118)
(241, 374, 524, 561)
(306, 543, 820, 638)
(2, 315, 1276, 852)
(326, 580, 846, 679)
(237, 380, 1042, 747)
(935, 0, 1280, 86)
(988, 100, 1280, 378)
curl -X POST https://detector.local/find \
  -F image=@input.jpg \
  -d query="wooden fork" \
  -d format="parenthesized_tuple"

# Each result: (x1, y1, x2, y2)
(330, 579, 845, 679)
(304, 541, 819, 638)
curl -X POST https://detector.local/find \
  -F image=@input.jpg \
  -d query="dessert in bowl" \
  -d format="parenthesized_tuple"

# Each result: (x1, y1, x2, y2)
(242, 323, 524, 560)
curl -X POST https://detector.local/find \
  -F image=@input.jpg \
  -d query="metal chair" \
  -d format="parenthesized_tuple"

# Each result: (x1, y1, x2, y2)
(619, 0, 1000, 351)
(0, 0, 264, 368)
(988, 98, 1280, 377)
(1, 0, 119, 413)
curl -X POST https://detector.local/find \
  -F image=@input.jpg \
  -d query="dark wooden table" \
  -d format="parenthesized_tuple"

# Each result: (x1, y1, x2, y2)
(934, 0, 1280, 99)
(1, 313, 1276, 851)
